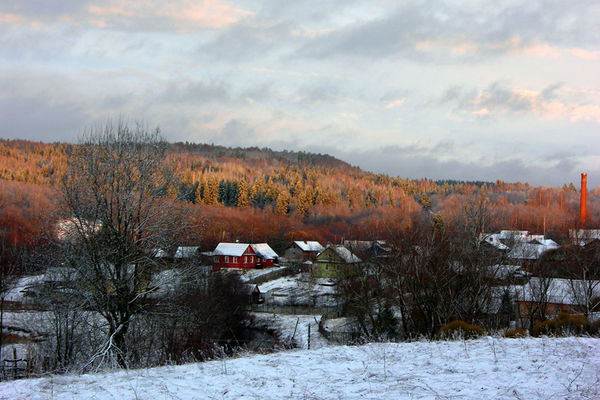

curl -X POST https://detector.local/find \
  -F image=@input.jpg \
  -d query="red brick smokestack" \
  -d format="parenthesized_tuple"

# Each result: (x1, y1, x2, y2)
(580, 173, 587, 228)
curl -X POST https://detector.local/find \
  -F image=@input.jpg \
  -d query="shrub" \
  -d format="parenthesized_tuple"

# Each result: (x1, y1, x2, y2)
(437, 320, 486, 340)
(532, 313, 591, 337)
(503, 328, 526, 338)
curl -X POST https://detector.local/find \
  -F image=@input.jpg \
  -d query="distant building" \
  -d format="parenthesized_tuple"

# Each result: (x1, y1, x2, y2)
(481, 230, 558, 262)
(283, 241, 325, 263)
(569, 229, 600, 246)
(212, 242, 279, 271)
(343, 240, 391, 259)
(312, 244, 362, 278)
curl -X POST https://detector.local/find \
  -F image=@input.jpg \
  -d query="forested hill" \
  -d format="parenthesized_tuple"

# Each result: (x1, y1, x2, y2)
(169, 142, 358, 173)
(0, 138, 597, 248)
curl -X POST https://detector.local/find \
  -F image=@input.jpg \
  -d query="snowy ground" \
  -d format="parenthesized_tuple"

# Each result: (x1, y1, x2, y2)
(1, 337, 599, 400)
(251, 312, 329, 350)
(257, 273, 338, 306)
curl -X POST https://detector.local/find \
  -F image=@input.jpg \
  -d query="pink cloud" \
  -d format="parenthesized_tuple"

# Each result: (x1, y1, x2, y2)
(86, 0, 253, 30)
(467, 87, 600, 124)
(385, 98, 406, 109)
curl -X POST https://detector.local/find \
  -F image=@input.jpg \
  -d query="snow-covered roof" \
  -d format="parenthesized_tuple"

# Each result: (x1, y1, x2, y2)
(320, 245, 362, 263)
(486, 264, 531, 280)
(342, 240, 391, 255)
(507, 240, 559, 260)
(515, 277, 600, 305)
(482, 231, 558, 259)
(294, 241, 324, 252)
(481, 234, 510, 251)
(213, 243, 251, 256)
(154, 248, 169, 258)
(570, 229, 600, 240)
(251, 243, 279, 260)
(174, 246, 199, 259)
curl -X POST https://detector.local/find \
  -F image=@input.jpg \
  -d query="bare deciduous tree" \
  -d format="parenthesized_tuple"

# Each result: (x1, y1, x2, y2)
(57, 122, 190, 368)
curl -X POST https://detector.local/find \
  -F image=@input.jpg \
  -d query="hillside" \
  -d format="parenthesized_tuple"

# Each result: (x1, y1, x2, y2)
(1, 337, 598, 399)
(0, 138, 599, 250)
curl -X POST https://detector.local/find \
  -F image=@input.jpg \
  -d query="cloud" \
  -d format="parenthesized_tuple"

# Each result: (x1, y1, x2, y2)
(385, 98, 406, 109)
(297, 1, 600, 62)
(0, 0, 253, 31)
(329, 144, 597, 186)
(0, 95, 88, 142)
(441, 82, 600, 123)
(197, 19, 297, 61)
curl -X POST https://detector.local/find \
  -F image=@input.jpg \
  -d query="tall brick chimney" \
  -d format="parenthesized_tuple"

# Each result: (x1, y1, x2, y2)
(580, 173, 587, 228)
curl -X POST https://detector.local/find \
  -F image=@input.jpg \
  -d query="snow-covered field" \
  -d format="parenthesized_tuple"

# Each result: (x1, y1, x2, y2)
(1, 337, 598, 400)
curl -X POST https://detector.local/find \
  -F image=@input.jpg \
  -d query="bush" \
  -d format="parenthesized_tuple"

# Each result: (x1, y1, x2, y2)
(532, 313, 592, 337)
(503, 328, 526, 338)
(437, 320, 486, 340)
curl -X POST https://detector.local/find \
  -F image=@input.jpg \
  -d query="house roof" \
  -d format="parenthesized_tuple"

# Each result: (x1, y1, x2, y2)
(507, 240, 559, 260)
(294, 241, 324, 252)
(343, 240, 392, 254)
(213, 243, 251, 257)
(319, 245, 361, 263)
(251, 243, 279, 260)
(481, 231, 558, 259)
(515, 277, 600, 305)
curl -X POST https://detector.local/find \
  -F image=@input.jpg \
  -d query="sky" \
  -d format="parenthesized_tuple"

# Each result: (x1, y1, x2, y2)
(1, 0, 599, 187)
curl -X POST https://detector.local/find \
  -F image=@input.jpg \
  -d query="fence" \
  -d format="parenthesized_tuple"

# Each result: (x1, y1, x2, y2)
(248, 302, 342, 316)
(1, 347, 33, 381)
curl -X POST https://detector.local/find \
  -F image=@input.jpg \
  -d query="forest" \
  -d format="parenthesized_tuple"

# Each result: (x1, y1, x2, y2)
(0, 137, 598, 258)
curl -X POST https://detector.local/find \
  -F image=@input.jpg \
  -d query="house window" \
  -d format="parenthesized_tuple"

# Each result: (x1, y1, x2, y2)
(250, 256, 254, 263)
(214, 256, 219, 263)
(225, 256, 229, 263)
(244, 256, 248, 263)
(232, 256, 237, 263)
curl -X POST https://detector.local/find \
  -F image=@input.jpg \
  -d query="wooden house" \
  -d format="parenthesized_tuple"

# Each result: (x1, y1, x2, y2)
(283, 241, 325, 263)
(343, 240, 391, 259)
(212, 243, 258, 271)
(212, 242, 279, 271)
(312, 244, 362, 278)
(251, 243, 279, 268)
(514, 277, 600, 322)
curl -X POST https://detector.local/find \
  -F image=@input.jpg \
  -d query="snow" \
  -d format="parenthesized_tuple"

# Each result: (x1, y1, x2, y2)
(1, 337, 599, 399)
(251, 243, 279, 260)
(294, 240, 324, 252)
(515, 277, 600, 305)
(213, 243, 251, 256)
(4, 275, 45, 302)
(322, 245, 361, 263)
(256, 274, 338, 306)
(251, 313, 328, 350)
(174, 246, 199, 259)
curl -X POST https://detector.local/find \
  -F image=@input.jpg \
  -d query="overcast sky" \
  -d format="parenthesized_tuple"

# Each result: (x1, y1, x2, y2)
(1, 1, 599, 186)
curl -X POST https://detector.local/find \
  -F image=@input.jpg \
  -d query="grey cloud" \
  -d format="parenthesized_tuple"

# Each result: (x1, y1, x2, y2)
(160, 80, 230, 104)
(440, 81, 565, 115)
(297, 1, 600, 61)
(209, 119, 258, 147)
(540, 83, 563, 102)
(0, 95, 88, 142)
(0, 1, 94, 20)
(329, 145, 591, 186)
(198, 20, 297, 61)
(295, 83, 346, 105)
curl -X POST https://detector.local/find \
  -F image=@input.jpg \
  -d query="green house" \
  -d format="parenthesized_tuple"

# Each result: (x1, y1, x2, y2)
(312, 245, 362, 278)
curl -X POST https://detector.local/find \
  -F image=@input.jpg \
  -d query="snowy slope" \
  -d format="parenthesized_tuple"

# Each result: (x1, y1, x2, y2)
(1, 337, 599, 400)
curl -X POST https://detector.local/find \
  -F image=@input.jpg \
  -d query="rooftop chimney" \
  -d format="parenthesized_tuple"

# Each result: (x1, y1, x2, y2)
(580, 173, 587, 228)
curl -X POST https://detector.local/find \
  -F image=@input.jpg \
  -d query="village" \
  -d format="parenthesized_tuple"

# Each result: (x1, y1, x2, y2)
(2, 170, 600, 381)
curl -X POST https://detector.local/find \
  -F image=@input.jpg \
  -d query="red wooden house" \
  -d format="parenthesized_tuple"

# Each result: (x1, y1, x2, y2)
(212, 242, 279, 271)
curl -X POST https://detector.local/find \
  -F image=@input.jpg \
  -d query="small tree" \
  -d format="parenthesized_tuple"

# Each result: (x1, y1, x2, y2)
(57, 122, 190, 368)
(0, 238, 22, 379)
